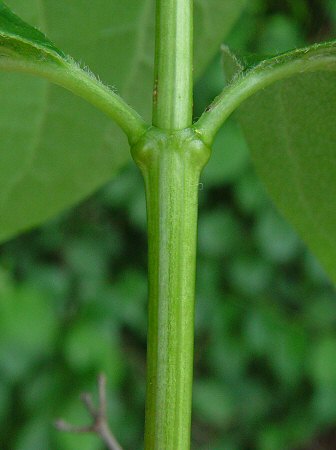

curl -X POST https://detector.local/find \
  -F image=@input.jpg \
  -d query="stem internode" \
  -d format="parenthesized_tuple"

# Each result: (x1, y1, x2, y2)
(132, 128, 210, 450)
(152, 0, 193, 130)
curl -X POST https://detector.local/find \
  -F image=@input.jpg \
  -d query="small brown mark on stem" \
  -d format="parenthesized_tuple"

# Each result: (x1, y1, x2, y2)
(153, 78, 158, 105)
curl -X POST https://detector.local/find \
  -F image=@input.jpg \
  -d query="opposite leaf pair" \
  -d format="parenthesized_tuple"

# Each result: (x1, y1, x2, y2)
(0, 1, 336, 284)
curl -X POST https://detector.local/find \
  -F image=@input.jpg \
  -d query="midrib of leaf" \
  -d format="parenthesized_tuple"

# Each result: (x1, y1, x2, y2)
(275, 83, 335, 248)
(0, 83, 51, 211)
(99, 23, 135, 40)
(195, 0, 211, 37)
(99, 0, 153, 169)
(18, 0, 51, 183)
(121, 0, 153, 100)
(97, 0, 152, 171)
(276, 85, 318, 227)
(0, 0, 51, 211)
(37, 0, 47, 31)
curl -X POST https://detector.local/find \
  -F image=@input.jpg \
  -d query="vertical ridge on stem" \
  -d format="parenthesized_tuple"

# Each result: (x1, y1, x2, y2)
(152, 0, 193, 130)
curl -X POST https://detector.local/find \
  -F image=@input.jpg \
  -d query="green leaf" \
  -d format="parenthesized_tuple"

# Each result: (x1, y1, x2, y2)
(0, 0, 246, 242)
(198, 41, 336, 282)
(0, 2, 64, 58)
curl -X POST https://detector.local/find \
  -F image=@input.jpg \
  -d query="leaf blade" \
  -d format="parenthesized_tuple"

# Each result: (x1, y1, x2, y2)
(210, 43, 336, 282)
(237, 70, 336, 283)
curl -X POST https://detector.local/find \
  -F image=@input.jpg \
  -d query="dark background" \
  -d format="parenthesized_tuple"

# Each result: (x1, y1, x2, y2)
(1, 1, 336, 449)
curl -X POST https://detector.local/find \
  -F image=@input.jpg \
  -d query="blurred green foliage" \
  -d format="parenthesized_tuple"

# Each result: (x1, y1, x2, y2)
(1, 1, 336, 449)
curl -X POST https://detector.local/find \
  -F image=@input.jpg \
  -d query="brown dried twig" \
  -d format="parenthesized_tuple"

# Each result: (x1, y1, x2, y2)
(55, 373, 123, 450)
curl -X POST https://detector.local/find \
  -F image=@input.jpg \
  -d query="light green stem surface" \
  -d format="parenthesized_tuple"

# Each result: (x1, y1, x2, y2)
(132, 128, 210, 450)
(152, 0, 193, 129)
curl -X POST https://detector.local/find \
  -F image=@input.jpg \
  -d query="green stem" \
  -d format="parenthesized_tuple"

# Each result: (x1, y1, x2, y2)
(132, 128, 210, 450)
(152, 0, 193, 129)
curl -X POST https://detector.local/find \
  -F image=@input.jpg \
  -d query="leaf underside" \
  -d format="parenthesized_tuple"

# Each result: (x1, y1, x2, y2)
(222, 43, 336, 283)
(0, 0, 246, 243)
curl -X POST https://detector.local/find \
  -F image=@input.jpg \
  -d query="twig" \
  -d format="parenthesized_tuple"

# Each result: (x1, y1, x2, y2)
(55, 373, 123, 450)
